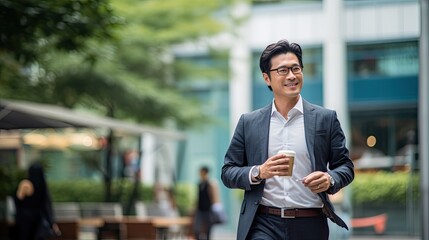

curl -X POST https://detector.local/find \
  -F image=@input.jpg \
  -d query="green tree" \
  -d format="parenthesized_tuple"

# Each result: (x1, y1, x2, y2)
(0, 0, 118, 63)
(0, 0, 119, 102)
(0, 0, 229, 202)
(0, 0, 120, 202)
(1, 0, 227, 127)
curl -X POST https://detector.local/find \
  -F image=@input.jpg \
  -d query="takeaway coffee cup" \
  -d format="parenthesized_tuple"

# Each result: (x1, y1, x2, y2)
(278, 150, 296, 176)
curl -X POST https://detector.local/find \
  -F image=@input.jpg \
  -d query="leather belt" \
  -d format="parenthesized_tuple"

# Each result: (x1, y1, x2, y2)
(258, 205, 323, 218)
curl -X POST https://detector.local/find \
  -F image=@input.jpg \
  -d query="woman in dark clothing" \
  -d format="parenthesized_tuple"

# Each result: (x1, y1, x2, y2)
(13, 162, 60, 240)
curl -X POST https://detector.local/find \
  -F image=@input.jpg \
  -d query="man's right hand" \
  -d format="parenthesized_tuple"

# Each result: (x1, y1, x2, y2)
(259, 153, 292, 179)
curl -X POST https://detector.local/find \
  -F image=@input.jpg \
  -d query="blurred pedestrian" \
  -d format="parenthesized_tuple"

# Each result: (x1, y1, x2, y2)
(13, 162, 61, 240)
(193, 166, 220, 240)
(221, 39, 355, 240)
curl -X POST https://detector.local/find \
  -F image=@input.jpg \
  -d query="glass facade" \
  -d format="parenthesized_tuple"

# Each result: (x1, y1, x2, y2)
(347, 40, 419, 105)
(347, 41, 419, 170)
(348, 41, 418, 78)
(350, 108, 418, 162)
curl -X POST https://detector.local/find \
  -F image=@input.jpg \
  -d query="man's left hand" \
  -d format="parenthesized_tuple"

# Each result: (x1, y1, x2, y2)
(302, 171, 331, 193)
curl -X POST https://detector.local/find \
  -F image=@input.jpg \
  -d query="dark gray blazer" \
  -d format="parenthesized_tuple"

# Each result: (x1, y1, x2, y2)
(221, 99, 354, 240)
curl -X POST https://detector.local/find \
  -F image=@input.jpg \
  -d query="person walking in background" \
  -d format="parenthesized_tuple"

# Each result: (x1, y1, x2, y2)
(13, 162, 60, 240)
(193, 166, 220, 240)
(221, 39, 354, 240)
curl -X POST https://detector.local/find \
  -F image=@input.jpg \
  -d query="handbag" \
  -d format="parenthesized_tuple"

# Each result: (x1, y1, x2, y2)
(210, 202, 227, 224)
(35, 217, 55, 239)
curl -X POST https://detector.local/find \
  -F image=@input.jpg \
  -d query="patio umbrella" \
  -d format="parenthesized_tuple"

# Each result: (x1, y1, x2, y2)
(0, 99, 185, 139)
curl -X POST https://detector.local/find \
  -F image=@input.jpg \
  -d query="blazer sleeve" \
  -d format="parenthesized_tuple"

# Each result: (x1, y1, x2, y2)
(326, 111, 354, 195)
(221, 114, 254, 191)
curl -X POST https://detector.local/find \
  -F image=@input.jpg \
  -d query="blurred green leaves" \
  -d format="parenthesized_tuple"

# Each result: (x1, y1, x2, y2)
(0, 164, 26, 199)
(113, 0, 223, 44)
(0, 0, 119, 63)
(0, 0, 229, 128)
(351, 172, 420, 205)
(48, 180, 194, 216)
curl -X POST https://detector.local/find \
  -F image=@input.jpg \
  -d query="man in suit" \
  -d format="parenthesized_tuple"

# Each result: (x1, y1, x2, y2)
(221, 39, 354, 240)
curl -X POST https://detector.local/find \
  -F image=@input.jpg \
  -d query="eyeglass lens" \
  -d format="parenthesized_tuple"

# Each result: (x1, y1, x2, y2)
(277, 66, 301, 75)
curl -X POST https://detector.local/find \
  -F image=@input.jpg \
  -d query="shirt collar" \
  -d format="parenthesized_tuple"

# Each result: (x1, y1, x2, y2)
(271, 95, 304, 117)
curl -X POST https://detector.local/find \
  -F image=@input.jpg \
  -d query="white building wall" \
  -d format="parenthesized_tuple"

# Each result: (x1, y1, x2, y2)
(249, 3, 325, 48)
(345, 1, 420, 41)
(247, 1, 419, 50)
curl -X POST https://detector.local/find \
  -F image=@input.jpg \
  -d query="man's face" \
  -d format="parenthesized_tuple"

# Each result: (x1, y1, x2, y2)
(263, 52, 303, 100)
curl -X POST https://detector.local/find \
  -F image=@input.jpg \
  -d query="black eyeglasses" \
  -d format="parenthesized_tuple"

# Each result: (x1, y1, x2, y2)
(269, 65, 303, 76)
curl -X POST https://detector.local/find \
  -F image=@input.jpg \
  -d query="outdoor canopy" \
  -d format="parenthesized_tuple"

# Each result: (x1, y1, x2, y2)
(0, 99, 185, 140)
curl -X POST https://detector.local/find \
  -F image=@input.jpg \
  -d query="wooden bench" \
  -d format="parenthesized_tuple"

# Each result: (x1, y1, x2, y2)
(118, 216, 191, 240)
(54, 202, 80, 220)
(80, 202, 124, 240)
(55, 220, 80, 240)
(351, 213, 388, 234)
(123, 218, 157, 240)
(53, 202, 81, 240)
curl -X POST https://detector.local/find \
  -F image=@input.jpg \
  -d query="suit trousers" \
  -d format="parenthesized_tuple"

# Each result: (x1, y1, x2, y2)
(246, 210, 329, 240)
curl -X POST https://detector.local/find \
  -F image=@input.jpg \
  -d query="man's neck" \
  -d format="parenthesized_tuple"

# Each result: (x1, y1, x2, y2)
(274, 96, 299, 118)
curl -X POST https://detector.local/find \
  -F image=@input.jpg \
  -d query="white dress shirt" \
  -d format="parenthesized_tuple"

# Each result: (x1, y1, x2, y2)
(251, 96, 323, 209)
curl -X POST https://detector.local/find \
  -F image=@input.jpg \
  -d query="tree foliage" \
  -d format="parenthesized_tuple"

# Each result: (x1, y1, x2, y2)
(0, 0, 118, 63)
(0, 0, 230, 202)
(0, 0, 228, 128)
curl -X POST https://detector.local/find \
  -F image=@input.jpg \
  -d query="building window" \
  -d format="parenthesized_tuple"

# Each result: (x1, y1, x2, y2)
(350, 108, 418, 171)
(348, 41, 418, 78)
(302, 47, 323, 81)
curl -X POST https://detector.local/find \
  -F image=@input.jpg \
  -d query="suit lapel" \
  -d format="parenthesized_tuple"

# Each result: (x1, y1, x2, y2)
(303, 100, 317, 171)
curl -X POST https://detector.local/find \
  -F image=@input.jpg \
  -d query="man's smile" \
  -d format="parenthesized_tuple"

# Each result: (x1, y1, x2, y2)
(284, 82, 298, 87)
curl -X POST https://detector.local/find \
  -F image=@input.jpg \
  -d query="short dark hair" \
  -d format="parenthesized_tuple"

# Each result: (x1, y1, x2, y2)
(259, 39, 303, 91)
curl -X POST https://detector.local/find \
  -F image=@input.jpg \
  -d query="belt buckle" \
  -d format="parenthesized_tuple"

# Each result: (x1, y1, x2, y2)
(281, 208, 295, 218)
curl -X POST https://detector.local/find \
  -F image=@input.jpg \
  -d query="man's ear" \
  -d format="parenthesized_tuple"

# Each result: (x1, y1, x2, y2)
(263, 73, 271, 88)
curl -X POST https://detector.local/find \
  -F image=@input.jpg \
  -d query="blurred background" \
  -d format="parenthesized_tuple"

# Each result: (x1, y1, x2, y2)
(0, 0, 427, 239)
